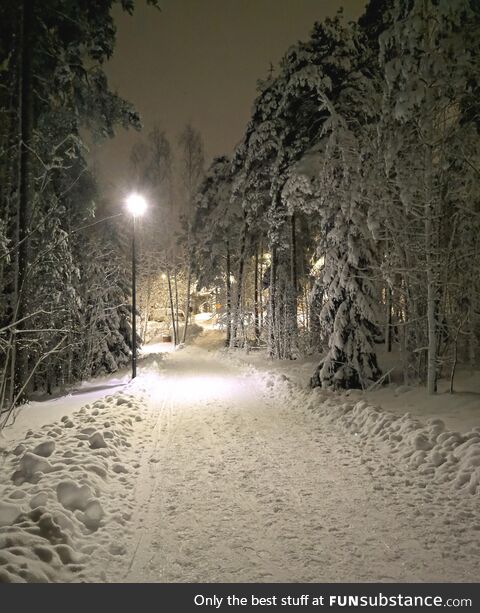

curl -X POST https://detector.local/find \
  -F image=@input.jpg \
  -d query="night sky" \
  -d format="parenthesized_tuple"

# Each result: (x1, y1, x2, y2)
(94, 0, 367, 196)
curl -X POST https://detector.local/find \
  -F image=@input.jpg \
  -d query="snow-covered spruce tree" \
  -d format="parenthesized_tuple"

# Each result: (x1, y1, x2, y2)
(77, 222, 134, 378)
(378, 0, 480, 392)
(282, 16, 383, 389)
(284, 143, 382, 389)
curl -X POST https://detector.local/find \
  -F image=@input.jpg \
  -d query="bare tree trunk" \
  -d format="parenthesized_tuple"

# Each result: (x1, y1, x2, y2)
(385, 285, 392, 353)
(268, 245, 277, 357)
(449, 316, 467, 394)
(425, 148, 438, 394)
(303, 281, 310, 333)
(401, 279, 409, 385)
(14, 0, 35, 400)
(290, 213, 297, 309)
(259, 240, 264, 333)
(288, 213, 298, 357)
(182, 261, 192, 344)
(467, 274, 477, 369)
(423, 2, 438, 395)
(254, 246, 259, 344)
(0, 61, 19, 407)
(167, 270, 177, 345)
(142, 270, 152, 342)
(174, 269, 180, 342)
(231, 219, 248, 347)
(226, 242, 231, 347)
(468, 310, 476, 369)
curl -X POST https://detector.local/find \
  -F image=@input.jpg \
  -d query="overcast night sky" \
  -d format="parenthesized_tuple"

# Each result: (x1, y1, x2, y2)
(94, 0, 367, 196)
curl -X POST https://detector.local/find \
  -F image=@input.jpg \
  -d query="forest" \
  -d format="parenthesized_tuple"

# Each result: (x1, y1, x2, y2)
(1, 0, 480, 430)
(177, 0, 480, 394)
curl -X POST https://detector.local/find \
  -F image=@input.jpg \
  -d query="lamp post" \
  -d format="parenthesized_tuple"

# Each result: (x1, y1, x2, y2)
(126, 193, 147, 379)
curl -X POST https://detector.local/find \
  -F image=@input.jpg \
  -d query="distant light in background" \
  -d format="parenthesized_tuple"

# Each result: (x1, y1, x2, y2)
(312, 255, 325, 273)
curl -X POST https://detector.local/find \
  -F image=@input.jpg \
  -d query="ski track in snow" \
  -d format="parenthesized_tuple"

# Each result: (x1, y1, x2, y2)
(0, 342, 479, 582)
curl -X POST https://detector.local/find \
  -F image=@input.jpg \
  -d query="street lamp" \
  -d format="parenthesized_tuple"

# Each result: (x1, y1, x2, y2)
(126, 193, 147, 379)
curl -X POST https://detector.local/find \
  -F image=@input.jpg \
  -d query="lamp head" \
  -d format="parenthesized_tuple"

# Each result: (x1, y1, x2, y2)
(126, 193, 147, 217)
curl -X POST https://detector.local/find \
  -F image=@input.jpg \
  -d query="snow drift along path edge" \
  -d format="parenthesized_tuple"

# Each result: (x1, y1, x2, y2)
(0, 381, 154, 583)
(220, 349, 480, 497)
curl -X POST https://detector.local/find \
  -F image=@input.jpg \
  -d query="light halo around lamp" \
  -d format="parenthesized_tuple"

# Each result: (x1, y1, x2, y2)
(126, 193, 147, 217)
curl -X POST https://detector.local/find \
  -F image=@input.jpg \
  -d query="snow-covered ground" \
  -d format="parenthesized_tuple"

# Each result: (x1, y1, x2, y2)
(0, 331, 479, 582)
(224, 343, 480, 435)
(1, 374, 131, 444)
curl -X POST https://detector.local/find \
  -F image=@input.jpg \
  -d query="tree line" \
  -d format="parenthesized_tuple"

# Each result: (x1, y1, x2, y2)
(0, 0, 158, 427)
(188, 0, 480, 393)
(129, 122, 205, 346)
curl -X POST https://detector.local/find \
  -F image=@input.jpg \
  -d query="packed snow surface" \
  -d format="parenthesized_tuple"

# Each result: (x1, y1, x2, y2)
(0, 334, 479, 582)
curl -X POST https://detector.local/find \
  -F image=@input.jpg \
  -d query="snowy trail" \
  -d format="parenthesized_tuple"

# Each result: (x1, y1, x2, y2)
(1, 339, 478, 582)
(119, 345, 478, 583)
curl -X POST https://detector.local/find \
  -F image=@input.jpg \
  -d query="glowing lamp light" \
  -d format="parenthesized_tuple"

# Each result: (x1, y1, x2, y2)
(126, 193, 147, 217)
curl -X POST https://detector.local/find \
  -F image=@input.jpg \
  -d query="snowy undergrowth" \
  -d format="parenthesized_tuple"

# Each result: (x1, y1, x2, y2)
(223, 350, 480, 498)
(0, 389, 149, 583)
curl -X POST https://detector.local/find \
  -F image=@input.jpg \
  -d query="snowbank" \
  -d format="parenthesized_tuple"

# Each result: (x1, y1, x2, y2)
(310, 392, 480, 496)
(0, 389, 148, 582)
(219, 351, 480, 498)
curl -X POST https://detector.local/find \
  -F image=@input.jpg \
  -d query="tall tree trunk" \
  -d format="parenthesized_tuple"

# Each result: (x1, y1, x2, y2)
(467, 295, 477, 369)
(268, 245, 277, 357)
(385, 285, 392, 353)
(254, 246, 259, 344)
(142, 270, 152, 342)
(182, 260, 192, 344)
(225, 242, 231, 347)
(290, 214, 297, 306)
(174, 269, 180, 342)
(259, 241, 264, 333)
(304, 284, 309, 333)
(14, 0, 35, 399)
(424, 0, 438, 394)
(425, 143, 438, 394)
(288, 213, 298, 357)
(230, 219, 248, 347)
(167, 270, 177, 345)
(0, 55, 20, 408)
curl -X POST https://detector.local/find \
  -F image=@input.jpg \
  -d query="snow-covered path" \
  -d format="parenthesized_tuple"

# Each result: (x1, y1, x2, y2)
(119, 345, 478, 583)
(1, 339, 478, 583)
